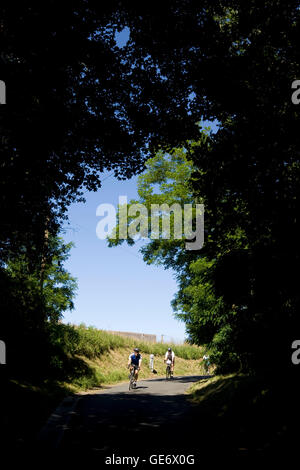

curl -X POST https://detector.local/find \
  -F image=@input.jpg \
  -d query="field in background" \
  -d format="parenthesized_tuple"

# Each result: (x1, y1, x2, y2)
(70, 323, 203, 360)
(105, 329, 157, 343)
(57, 323, 205, 390)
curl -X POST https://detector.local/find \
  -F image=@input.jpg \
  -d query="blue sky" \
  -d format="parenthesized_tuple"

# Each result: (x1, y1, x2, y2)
(61, 173, 186, 343)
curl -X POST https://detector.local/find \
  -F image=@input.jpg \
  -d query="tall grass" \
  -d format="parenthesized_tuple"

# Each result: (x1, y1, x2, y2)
(71, 323, 203, 360)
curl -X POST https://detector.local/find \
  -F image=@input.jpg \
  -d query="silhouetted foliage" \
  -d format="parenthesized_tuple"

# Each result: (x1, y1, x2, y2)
(0, 1, 299, 378)
(1, 236, 77, 378)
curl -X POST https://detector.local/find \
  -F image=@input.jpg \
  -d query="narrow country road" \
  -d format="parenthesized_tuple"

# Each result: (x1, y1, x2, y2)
(55, 375, 210, 462)
(37, 374, 250, 465)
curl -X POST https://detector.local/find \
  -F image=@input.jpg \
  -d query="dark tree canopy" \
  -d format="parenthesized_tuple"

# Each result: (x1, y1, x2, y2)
(0, 1, 299, 375)
(1, 2, 299, 255)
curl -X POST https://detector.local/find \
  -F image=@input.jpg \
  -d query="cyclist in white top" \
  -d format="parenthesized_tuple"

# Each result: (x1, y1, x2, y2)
(164, 347, 175, 378)
(203, 354, 210, 375)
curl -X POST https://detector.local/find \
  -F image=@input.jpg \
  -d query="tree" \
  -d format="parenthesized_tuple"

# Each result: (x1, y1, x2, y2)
(108, 144, 215, 311)
(108, 123, 299, 374)
(107, 141, 205, 265)
(5, 235, 77, 321)
(1, 235, 77, 374)
(107, 144, 248, 372)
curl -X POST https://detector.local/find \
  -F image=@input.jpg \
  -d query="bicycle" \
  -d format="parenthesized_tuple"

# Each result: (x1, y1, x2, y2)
(204, 361, 210, 375)
(128, 365, 138, 390)
(203, 356, 210, 376)
(166, 360, 172, 380)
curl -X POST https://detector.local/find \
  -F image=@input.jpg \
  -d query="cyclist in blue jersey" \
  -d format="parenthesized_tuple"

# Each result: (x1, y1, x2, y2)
(127, 348, 142, 387)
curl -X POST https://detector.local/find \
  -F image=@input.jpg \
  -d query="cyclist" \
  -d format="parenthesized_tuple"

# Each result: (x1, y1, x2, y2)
(127, 347, 142, 387)
(203, 354, 210, 375)
(164, 347, 175, 378)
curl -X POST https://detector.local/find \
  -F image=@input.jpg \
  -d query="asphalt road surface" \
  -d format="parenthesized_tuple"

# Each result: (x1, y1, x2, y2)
(37, 375, 256, 465)
(54, 375, 217, 461)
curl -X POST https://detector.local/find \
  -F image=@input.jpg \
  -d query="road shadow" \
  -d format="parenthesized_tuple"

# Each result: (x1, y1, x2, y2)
(32, 376, 293, 466)
(13, 374, 300, 466)
(54, 390, 207, 458)
(147, 375, 210, 383)
(38, 386, 245, 464)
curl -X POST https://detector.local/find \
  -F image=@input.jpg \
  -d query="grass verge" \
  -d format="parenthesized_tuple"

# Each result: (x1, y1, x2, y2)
(185, 373, 295, 456)
(71, 346, 205, 390)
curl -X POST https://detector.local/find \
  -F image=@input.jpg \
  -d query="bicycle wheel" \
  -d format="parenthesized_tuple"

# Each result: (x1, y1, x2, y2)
(129, 370, 133, 390)
(129, 369, 135, 390)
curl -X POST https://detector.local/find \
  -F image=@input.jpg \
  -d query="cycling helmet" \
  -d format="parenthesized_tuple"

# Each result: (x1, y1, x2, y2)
(168, 347, 172, 352)
(134, 348, 140, 352)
